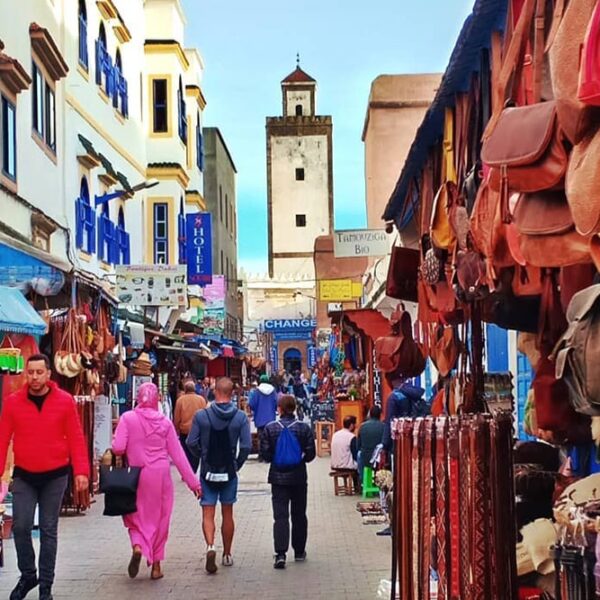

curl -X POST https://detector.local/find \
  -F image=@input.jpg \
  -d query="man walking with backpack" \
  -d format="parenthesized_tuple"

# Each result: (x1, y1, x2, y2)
(260, 395, 315, 569)
(186, 377, 251, 574)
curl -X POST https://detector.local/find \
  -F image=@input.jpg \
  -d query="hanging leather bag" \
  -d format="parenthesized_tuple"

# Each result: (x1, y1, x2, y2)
(553, 284, 600, 416)
(578, 1, 600, 106)
(470, 177, 514, 285)
(549, 0, 599, 144)
(565, 124, 600, 237)
(430, 181, 457, 251)
(374, 305, 425, 378)
(429, 325, 459, 377)
(385, 245, 420, 302)
(533, 356, 592, 444)
(481, 101, 568, 197)
(512, 190, 591, 267)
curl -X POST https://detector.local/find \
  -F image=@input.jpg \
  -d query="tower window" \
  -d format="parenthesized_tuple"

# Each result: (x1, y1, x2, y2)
(295, 104, 303, 116)
(295, 168, 304, 181)
(295, 214, 306, 227)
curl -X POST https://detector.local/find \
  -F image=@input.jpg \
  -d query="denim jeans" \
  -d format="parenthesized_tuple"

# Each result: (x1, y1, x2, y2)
(11, 474, 69, 586)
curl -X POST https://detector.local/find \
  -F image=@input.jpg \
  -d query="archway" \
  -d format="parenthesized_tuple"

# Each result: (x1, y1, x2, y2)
(283, 348, 302, 375)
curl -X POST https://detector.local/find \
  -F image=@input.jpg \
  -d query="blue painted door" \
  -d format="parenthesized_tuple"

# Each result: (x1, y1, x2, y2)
(517, 351, 535, 440)
(486, 324, 509, 373)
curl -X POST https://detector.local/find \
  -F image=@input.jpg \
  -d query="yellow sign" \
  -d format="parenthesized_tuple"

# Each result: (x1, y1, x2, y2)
(319, 279, 362, 301)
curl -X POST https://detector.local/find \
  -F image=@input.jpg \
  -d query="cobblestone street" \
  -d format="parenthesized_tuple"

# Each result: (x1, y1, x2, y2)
(0, 457, 390, 599)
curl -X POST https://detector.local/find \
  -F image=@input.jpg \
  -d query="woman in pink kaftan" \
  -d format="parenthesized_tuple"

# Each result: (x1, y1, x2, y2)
(112, 383, 201, 580)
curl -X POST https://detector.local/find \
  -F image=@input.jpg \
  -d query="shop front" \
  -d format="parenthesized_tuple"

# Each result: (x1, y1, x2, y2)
(263, 318, 317, 376)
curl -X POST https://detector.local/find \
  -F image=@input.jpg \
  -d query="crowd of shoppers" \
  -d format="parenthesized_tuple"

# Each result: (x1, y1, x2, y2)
(0, 359, 392, 592)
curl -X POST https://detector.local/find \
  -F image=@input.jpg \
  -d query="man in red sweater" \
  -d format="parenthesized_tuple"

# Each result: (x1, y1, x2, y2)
(0, 354, 89, 600)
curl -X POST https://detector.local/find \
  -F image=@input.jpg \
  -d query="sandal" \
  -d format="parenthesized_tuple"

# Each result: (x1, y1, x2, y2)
(128, 547, 142, 579)
(151, 562, 164, 580)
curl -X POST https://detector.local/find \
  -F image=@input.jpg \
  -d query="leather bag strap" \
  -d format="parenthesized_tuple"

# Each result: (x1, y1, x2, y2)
(412, 419, 423, 600)
(421, 418, 434, 600)
(459, 419, 472, 597)
(484, 0, 537, 138)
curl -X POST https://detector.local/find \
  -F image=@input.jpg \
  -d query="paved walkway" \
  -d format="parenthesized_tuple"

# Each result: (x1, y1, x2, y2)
(0, 457, 390, 599)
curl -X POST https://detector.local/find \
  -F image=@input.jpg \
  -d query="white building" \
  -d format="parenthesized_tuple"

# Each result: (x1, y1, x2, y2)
(0, 0, 207, 297)
(266, 64, 333, 281)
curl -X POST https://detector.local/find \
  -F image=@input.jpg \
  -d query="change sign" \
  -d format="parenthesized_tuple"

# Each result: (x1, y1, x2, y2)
(333, 229, 389, 258)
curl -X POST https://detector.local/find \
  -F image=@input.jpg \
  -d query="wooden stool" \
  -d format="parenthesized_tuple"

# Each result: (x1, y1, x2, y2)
(316, 421, 334, 457)
(330, 469, 355, 496)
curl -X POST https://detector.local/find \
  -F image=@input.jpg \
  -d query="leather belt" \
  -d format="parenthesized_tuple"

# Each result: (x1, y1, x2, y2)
(436, 416, 449, 600)
(412, 419, 423, 600)
(421, 418, 434, 600)
(448, 417, 461, 599)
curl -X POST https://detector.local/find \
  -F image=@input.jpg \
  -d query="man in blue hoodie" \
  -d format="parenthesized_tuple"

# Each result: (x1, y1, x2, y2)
(187, 377, 252, 574)
(249, 375, 278, 439)
(382, 381, 427, 451)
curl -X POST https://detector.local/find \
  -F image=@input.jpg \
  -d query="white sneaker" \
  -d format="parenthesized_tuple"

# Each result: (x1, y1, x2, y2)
(222, 554, 234, 567)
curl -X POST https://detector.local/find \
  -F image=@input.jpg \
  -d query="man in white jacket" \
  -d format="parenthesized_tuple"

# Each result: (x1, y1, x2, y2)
(330, 416, 358, 472)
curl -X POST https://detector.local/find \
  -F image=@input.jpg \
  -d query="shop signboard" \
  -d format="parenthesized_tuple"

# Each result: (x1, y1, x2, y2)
(263, 318, 317, 332)
(319, 280, 362, 301)
(333, 229, 389, 258)
(115, 265, 187, 307)
(308, 346, 318, 368)
(269, 345, 278, 371)
(273, 330, 313, 341)
(186, 212, 213, 285)
(202, 275, 225, 335)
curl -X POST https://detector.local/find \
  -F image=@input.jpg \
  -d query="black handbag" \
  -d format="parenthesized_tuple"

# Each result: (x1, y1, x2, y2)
(99, 460, 141, 517)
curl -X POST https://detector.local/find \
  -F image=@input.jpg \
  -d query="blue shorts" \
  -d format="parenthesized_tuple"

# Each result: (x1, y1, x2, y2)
(200, 476, 238, 506)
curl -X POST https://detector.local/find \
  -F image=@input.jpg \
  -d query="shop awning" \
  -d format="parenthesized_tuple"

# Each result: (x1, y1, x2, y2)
(382, 0, 507, 226)
(343, 309, 391, 342)
(0, 285, 47, 335)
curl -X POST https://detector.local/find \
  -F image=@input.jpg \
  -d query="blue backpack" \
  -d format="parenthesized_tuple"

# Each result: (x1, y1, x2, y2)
(273, 421, 302, 468)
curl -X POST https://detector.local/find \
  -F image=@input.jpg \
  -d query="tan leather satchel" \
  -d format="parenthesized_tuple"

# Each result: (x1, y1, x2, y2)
(566, 124, 600, 237)
(481, 101, 568, 196)
(548, 0, 599, 144)
(513, 190, 591, 267)
(470, 178, 514, 285)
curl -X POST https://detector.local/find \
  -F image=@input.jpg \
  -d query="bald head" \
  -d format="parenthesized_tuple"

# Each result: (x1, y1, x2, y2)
(215, 377, 234, 402)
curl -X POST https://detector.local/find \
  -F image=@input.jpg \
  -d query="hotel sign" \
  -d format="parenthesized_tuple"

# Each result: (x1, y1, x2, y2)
(186, 212, 213, 285)
(333, 229, 389, 258)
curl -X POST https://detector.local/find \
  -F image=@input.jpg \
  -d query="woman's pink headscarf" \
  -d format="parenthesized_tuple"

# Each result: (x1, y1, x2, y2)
(136, 382, 160, 410)
(134, 382, 169, 436)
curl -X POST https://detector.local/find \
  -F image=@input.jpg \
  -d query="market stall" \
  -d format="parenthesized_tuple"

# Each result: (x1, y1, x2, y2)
(378, 0, 600, 597)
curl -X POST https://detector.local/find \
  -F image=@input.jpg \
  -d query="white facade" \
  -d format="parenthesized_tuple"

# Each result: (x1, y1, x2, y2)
(0, 0, 207, 294)
(266, 66, 333, 283)
(270, 133, 330, 277)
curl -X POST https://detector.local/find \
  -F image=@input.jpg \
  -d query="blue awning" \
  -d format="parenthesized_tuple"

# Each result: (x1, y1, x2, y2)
(382, 0, 507, 225)
(0, 285, 47, 336)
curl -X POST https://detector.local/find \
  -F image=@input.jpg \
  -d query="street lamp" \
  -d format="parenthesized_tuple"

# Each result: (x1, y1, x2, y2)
(95, 178, 159, 207)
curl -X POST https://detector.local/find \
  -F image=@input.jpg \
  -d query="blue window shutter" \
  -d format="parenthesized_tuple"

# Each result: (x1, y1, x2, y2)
(123, 232, 130, 265)
(97, 214, 104, 260)
(486, 324, 509, 372)
(75, 198, 84, 248)
(88, 208, 96, 254)
(95, 40, 102, 85)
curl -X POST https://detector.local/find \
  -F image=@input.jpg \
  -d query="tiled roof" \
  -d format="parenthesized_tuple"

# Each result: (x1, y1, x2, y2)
(282, 67, 316, 84)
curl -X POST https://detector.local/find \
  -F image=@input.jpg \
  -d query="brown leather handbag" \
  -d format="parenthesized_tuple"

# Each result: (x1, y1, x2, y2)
(481, 101, 568, 197)
(566, 124, 600, 236)
(470, 178, 514, 284)
(512, 190, 591, 267)
(429, 325, 459, 377)
(386, 245, 420, 302)
(548, 0, 599, 144)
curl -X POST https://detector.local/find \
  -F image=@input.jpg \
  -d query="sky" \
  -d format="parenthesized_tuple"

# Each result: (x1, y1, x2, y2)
(182, 0, 475, 274)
